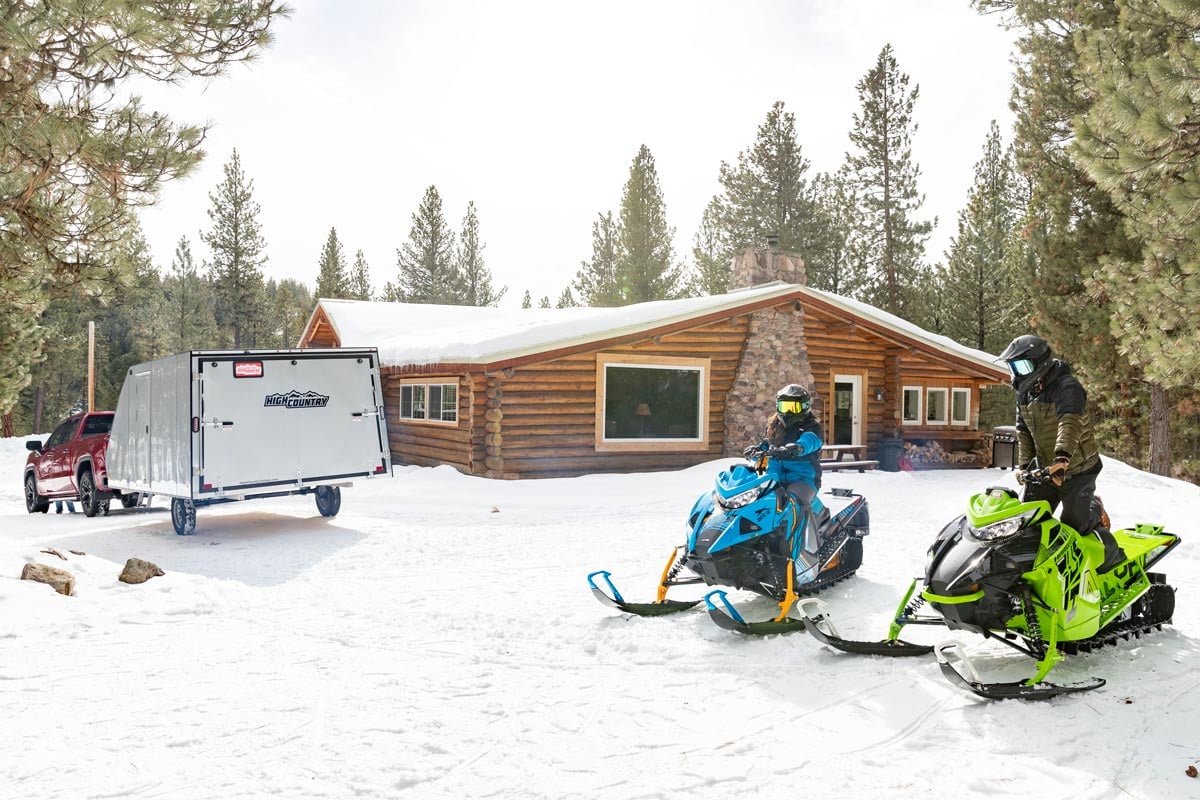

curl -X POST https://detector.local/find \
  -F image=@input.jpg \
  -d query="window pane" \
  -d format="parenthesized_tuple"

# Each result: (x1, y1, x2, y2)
(411, 385, 426, 419)
(441, 384, 458, 422)
(902, 389, 921, 422)
(429, 385, 443, 421)
(400, 386, 413, 419)
(927, 389, 948, 423)
(82, 415, 113, 436)
(952, 390, 969, 423)
(603, 365, 700, 440)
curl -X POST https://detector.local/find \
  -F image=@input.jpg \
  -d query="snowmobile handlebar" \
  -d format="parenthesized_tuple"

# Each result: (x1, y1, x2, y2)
(1016, 465, 1062, 486)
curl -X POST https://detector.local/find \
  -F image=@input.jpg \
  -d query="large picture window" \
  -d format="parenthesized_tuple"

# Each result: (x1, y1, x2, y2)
(399, 381, 458, 424)
(595, 354, 709, 452)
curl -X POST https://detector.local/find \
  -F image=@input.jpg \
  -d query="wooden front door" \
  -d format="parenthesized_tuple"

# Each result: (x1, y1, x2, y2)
(830, 372, 865, 446)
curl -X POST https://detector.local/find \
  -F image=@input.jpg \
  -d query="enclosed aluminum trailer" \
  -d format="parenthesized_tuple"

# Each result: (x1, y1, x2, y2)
(106, 348, 391, 534)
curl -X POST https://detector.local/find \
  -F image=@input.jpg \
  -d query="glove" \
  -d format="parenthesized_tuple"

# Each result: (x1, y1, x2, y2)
(742, 441, 768, 459)
(1048, 457, 1069, 486)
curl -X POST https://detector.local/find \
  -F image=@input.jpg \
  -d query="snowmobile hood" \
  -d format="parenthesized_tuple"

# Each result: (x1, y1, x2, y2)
(966, 487, 1052, 530)
(713, 462, 776, 500)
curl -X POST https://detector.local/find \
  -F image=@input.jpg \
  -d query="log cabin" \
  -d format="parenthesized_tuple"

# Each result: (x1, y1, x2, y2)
(298, 248, 1009, 479)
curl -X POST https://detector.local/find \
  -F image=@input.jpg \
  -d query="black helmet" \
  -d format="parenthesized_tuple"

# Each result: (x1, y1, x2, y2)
(775, 383, 812, 417)
(997, 335, 1053, 394)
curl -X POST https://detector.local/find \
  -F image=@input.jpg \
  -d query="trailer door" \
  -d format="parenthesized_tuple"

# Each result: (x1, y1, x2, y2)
(198, 353, 387, 494)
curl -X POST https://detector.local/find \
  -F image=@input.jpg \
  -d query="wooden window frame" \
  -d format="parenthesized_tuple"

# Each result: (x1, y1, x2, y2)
(398, 379, 459, 426)
(950, 387, 971, 427)
(901, 385, 923, 426)
(594, 353, 710, 453)
(926, 387, 949, 425)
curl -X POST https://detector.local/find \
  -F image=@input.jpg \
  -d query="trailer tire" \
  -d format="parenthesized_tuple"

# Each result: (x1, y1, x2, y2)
(171, 498, 197, 536)
(315, 485, 341, 517)
(79, 468, 108, 517)
(120, 493, 142, 509)
(25, 473, 49, 514)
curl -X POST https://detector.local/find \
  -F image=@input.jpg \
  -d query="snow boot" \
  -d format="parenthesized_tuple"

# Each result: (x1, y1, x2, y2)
(1093, 526, 1124, 574)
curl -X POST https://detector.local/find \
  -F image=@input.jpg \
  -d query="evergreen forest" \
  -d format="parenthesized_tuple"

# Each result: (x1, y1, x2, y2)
(3, 2, 1199, 482)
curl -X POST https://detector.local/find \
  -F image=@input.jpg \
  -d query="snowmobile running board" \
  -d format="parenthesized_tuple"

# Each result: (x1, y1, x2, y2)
(587, 571, 701, 617)
(935, 642, 1106, 701)
(798, 598, 934, 656)
(704, 590, 808, 635)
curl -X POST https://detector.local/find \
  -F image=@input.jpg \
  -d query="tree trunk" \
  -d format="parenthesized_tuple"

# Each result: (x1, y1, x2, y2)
(1148, 382, 1171, 476)
(1, 411, 12, 438)
(33, 384, 44, 434)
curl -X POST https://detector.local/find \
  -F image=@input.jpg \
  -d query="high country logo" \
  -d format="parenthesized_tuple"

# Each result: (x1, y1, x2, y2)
(264, 390, 330, 409)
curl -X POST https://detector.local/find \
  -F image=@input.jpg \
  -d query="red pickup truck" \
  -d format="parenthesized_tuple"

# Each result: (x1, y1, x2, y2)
(23, 411, 133, 517)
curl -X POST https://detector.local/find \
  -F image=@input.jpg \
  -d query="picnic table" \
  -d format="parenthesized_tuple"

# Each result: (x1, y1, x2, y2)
(819, 443, 878, 472)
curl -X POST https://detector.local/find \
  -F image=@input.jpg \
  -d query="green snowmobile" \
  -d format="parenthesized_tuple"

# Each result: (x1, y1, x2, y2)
(799, 466, 1180, 700)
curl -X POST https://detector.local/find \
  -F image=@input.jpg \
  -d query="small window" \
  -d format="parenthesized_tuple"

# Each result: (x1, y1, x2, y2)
(399, 381, 457, 424)
(926, 388, 949, 425)
(951, 388, 971, 426)
(46, 418, 80, 448)
(901, 387, 922, 425)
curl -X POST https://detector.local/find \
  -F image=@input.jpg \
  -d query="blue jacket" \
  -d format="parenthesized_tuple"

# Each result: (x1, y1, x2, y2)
(767, 413, 824, 489)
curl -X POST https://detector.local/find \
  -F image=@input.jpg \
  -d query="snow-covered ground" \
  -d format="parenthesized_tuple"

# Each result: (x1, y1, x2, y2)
(2, 436, 1197, 799)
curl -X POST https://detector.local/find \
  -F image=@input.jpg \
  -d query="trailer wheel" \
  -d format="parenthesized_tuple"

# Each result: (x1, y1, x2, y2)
(315, 485, 342, 517)
(25, 473, 49, 514)
(171, 498, 197, 535)
(120, 492, 141, 509)
(79, 468, 108, 517)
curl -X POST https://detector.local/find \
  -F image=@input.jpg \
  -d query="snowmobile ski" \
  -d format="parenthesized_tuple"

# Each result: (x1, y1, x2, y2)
(935, 642, 1105, 701)
(703, 590, 808, 635)
(798, 598, 934, 656)
(587, 570, 701, 617)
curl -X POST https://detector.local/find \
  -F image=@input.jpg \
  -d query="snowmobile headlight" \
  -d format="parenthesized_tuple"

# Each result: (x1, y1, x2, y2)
(717, 486, 763, 509)
(972, 516, 1026, 541)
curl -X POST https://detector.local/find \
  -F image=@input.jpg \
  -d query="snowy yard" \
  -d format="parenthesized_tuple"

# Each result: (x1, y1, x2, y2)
(2, 437, 1197, 799)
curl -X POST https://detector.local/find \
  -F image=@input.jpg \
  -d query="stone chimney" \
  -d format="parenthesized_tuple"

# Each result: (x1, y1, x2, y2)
(722, 246, 816, 455)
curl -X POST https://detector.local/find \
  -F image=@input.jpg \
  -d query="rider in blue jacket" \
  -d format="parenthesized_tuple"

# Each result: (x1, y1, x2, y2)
(766, 383, 824, 510)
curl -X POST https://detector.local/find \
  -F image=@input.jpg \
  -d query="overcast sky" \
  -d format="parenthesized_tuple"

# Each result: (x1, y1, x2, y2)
(135, 0, 1019, 308)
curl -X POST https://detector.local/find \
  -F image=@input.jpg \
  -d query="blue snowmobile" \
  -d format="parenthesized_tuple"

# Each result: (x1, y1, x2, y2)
(588, 445, 871, 634)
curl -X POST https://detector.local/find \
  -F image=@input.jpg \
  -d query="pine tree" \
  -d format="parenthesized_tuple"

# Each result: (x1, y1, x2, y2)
(844, 45, 934, 319)
(940, 122, 1024, 353)
(712, 102, 824, 258)
(573, 211, 624, 306)
(162, 237, 219, 353)
(616, 145, 683, 303)
(689, 198, 730, 295)
(395, 185, 459, 304)
(556, 287, 577, 308)
(203, 149, 269, 348)
(266, 278, 313, 348)
(538, 296, 552, 308)
(1072, 0, 1200, 475)
(521, 290, 532, 309)
(0, 2, 286, 420)
(348, 250, 373, 301)
(456, 201, 506, 306)
(809, 170, 867, 296)
(973, 0, 1146, 466)
(314, 227, 348, 299)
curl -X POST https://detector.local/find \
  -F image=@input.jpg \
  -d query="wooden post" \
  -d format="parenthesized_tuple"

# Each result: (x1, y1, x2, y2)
(88, 321, 95, 412)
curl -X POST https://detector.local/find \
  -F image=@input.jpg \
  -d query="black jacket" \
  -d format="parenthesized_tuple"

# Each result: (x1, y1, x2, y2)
(1015, 360, 1101, 475)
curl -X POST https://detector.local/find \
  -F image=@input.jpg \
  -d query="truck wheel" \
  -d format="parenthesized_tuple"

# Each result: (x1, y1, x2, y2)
(120, 492, 141, 509)
(315, 485, 341, 517)
(79, 468, 103, 517)
(25, 473, 49, 514)
(171, 498, 197, 535)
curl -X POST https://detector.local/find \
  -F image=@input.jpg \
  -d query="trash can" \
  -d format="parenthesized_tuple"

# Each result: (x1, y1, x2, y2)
(992, 426, 1018, 470)
(878, 437, 903, 472)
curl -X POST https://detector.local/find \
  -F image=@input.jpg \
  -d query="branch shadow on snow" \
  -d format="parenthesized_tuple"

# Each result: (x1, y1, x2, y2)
(36, 510, 367, 588)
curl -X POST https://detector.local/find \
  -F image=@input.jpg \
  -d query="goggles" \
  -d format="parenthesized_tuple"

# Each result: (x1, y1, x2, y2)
(777, 399, 810, 415)
(1008, 358, 1036, 377)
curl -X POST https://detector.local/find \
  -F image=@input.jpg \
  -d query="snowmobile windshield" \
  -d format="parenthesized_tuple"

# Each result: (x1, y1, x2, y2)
(777, 399, 810, 415)
(1008, 358, 1036, 377)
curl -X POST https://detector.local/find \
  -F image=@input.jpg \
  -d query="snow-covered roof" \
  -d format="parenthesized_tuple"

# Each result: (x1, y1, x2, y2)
(307, 283, 1007, 379)
(308, 283, 801, 368)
